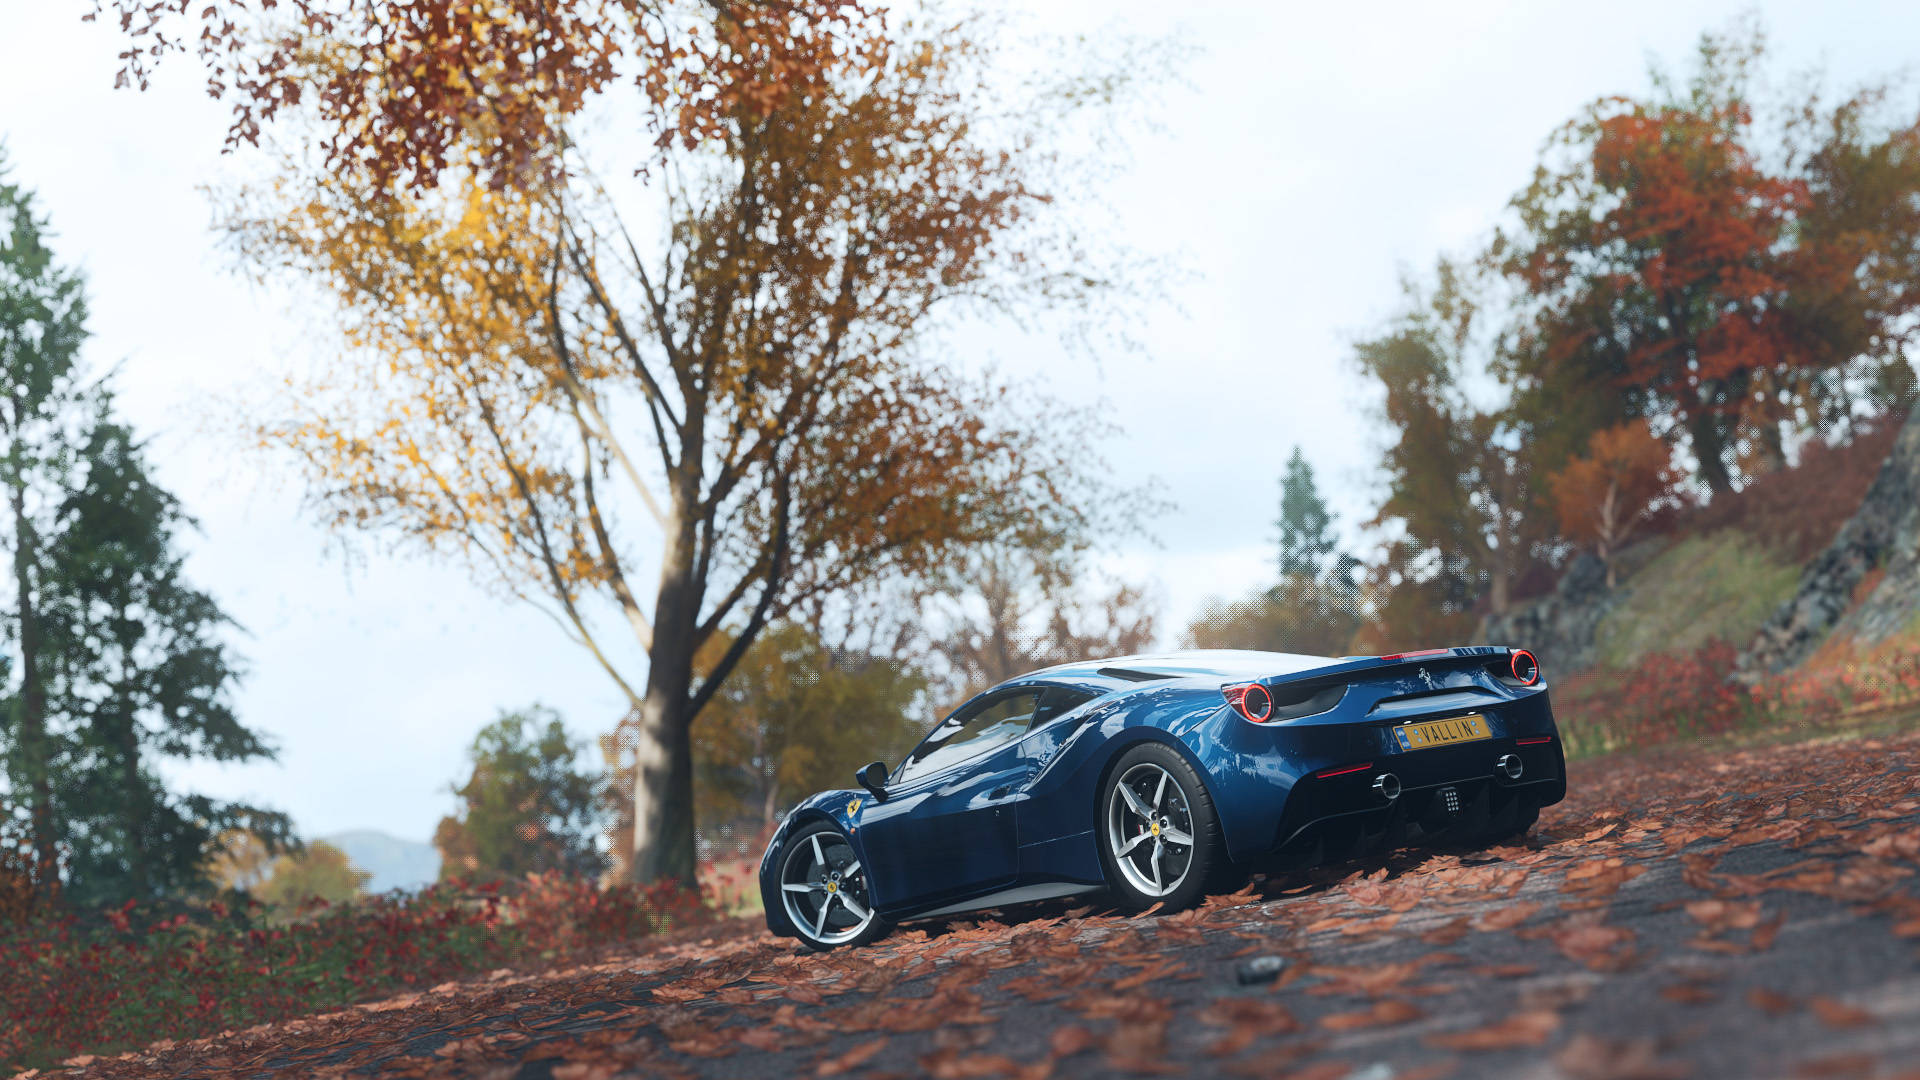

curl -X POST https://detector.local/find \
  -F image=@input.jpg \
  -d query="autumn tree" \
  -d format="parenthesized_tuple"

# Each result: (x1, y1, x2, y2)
(915, 535, 1159, 710)
(1547, 420, 1679, 586)
(204, 827, 276, 894)
(1498, 20, 1920, 496)
(435, 707, 607, 884)
(256, 841, 366, 909)
(220, 9, 1157, 885)
(1353, 264, 1548, 621)
(1183, 574, 1362, 658)
(685, 622, 923, 830)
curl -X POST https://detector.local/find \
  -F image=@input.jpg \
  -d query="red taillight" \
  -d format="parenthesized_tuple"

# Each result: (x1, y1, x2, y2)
(1223, 682, 1274, 722)
(1314, 762, 1373, 778)
(1380, 648, 1451, 661)
(1516, 735, 1552, 746)
(1509, 649, 1540, 686)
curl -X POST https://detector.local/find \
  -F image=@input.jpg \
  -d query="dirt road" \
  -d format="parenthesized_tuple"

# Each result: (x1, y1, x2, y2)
(46, 731, 1920, 1080)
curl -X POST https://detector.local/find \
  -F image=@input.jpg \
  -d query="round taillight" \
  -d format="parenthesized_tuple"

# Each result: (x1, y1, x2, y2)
(1510, 650, 1540, 686)
(1241, 684, 1273, 722)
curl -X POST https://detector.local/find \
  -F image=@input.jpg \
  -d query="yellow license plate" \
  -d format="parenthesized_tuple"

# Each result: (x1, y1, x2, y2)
(1394, 714, 1491, 751)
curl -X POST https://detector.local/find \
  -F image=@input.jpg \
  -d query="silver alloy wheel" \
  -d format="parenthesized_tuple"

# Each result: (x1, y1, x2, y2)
(779, 829, 876, 946)
(1105, 761, 1196, 898)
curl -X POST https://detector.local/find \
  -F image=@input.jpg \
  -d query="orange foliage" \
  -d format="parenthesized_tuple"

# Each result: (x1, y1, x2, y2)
(1547, 420, 1678, 583)
(93, 1, 884, 192)
(219, 11, 1151, 883)
(1502, 26, 1920, 496)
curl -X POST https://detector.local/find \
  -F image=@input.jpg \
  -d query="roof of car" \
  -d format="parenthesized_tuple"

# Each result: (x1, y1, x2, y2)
(1026, 649, 1340, 684)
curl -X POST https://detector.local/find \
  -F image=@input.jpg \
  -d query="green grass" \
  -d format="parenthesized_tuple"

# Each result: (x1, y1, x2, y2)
(1592, 531, 1802, 671)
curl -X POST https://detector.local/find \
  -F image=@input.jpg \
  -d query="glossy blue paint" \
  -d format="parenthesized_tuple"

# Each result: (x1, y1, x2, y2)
(760, 647, 1567, 939)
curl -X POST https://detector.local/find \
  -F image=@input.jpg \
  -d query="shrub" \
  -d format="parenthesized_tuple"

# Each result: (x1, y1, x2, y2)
(0, 874, 713, 1074)
(1556, 639, 1920, 758)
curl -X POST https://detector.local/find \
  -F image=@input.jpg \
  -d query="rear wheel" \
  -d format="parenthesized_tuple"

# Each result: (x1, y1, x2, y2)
(1097, 743, 1227, 913)
(777, 820, 890, 951)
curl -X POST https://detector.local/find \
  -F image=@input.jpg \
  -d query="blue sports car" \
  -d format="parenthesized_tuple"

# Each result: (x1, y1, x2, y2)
(759, 647, 1563, 949)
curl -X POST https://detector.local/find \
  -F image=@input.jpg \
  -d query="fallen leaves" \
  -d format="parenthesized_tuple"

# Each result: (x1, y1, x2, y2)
(815, 1038, 886, 1076)
(1808, 997, 1878, 1029)
(1317, 999, 1425, 1031)
(1553, 1033, 1690, 1080)
(1474, 901, 1541, 932)
(27, 733, 1920, 1080)
(1425, 1009, 1561, 1050)
(1547, 918, 1638, 972)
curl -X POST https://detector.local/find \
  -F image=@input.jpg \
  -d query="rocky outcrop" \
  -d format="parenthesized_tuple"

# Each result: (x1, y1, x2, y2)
(1482, 552, 1622, 675)
(1738, 409, 1920, 676)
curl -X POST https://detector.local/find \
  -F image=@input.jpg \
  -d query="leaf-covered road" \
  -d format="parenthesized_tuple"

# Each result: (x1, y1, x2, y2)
(38, 732, 1920, 1080)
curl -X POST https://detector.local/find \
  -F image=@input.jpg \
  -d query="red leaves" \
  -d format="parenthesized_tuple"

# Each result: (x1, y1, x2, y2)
(1047, 1025, 1095, 1058)
(1425, 1009, 1561, 1050)
(2, 877, 719, 1074)
(815, 1037, 886, 1076)
(24, 734, 1920, 1080)
(1318, 999, 1425, 1031)
(1553, 1033, 1690, 1080)
(1473, 901, 1541, 933)
(1548, 918, 1638, 973)
(1808, 997, 1878, 1029)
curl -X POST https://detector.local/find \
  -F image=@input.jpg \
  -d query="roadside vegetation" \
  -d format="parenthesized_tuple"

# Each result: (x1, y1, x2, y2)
(0, 874, 712, 1075)
(2, 4, 1919, 1075)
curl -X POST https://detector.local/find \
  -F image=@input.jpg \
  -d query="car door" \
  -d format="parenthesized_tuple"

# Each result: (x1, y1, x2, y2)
(1014, 686, 1100, 850)
(857, 688, 1041, 912)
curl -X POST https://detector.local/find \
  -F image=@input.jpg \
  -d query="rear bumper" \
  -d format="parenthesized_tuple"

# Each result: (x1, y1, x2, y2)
(1262, 734, 1565, 864)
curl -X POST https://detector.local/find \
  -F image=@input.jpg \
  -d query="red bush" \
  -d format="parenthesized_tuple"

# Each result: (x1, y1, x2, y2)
(0, 874, 715, 1074)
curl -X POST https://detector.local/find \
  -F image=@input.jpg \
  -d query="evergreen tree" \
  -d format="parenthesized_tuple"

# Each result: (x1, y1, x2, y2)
(0, 148, 85, 900)
(434, 707, 607, 883)
(1276, 447, 1336, 580)
(0, 151, 289, 907)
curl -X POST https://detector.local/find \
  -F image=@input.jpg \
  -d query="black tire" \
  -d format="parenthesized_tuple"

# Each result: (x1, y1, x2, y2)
(775, 820, 891, 951)
(1095, 742, 1228, 913)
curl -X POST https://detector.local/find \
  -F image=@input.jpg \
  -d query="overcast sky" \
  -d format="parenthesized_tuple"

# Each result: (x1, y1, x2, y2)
(2, 1, 1917, 846)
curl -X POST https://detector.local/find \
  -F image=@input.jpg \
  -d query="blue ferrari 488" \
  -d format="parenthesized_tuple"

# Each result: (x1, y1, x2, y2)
(758, 647, 1563, 949)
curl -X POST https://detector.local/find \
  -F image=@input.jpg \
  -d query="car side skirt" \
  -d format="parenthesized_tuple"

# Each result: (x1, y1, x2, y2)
(910, 881, 1102, 920)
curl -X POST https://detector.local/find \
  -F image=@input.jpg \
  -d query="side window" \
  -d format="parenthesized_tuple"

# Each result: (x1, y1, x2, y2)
(1031, 687, 1097, 729)
(896, 690, 1042, 784)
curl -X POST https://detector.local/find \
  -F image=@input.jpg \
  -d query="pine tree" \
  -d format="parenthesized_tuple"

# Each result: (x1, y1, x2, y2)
(0, 151, 290, 907)
(0, 150, 89, 898)
(49, 404, 294, 905)
(1276, 447, 1336, 580)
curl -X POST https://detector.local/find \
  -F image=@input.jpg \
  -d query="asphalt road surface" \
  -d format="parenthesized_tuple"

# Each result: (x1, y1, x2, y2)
(45, 730, 1920, 1080)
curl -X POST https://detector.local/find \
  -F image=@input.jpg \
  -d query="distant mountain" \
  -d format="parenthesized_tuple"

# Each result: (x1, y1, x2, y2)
(319, 829, 440, 894)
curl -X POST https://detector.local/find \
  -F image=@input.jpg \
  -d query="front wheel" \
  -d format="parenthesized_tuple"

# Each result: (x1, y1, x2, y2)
(776, 821, 891, 950)
(1097, 743, 1227, 913)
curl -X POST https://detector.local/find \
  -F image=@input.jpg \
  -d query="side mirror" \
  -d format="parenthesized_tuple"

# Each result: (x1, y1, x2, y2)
(856, 760, 890, 802)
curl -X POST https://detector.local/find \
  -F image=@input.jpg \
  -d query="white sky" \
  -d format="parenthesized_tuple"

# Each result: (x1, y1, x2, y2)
(1, 0, 1916, 845)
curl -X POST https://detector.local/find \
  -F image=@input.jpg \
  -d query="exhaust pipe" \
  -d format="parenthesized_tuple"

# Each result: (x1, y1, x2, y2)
(1372, 772, 1401, 801)
(1496, 754, 1524, 780)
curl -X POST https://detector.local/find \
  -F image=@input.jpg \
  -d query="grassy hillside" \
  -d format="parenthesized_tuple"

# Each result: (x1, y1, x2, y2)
(1590, 532, 1803, 672)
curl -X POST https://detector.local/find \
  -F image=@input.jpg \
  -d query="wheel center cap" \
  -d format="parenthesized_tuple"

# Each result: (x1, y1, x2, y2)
(1149, 821, 1161, 836)
(826, 880, 838, 893)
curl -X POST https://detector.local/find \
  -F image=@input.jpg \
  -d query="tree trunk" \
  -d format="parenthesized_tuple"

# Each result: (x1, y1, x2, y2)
(10, 482, 56, 900)
(761, 779, 780, 829)
(628, 503, 701, 887)
(119, 712, 147, 899)
(1689, 411, 1734, 497)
